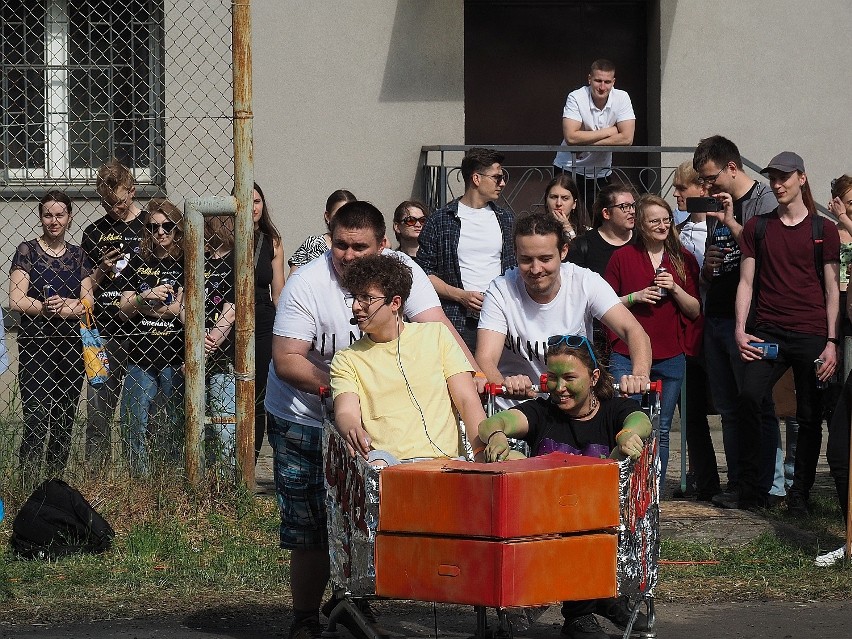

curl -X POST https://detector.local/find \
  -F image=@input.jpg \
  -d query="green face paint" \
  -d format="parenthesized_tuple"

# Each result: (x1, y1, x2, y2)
(546, 355, 591, 407)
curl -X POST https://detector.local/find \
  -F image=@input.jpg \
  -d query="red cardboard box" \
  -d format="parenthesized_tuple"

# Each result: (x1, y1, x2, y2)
(378, 453, 619, 538)
(375, 532, 617, 606)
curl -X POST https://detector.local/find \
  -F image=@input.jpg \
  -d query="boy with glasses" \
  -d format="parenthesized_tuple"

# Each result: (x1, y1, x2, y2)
(416, 147, 516, 352)
(81, 159, 145, 465)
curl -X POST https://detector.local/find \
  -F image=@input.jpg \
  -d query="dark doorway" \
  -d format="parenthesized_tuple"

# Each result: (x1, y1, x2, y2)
(464, 0, 650, 212)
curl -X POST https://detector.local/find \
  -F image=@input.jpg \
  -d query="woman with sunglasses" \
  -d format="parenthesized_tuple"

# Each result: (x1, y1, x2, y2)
(478, 336, 651, 638)
(10, 190, 94, 476)
(604, 193, 701, 490)
(392, 200, 430, 258)
(544, 174, 590, 249)
(119, 199, 185, 476)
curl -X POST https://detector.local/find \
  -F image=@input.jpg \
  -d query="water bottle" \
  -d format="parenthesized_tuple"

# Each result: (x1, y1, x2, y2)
(113, 253, 129, 275)
(655, 266, 668, 296)
(815, 359, 828, 390)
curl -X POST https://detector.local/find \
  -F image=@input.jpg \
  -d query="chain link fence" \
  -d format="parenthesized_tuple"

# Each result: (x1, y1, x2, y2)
(1, 0, 238, 486)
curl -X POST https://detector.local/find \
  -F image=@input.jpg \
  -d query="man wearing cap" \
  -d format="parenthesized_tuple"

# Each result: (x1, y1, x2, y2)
(692, 135, 781, 509)
(734, 151, 840, 513)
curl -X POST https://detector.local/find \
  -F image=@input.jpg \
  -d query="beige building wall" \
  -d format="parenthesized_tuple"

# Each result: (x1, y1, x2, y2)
(658, 0, 852, 205)
(251, 0, 465, 259)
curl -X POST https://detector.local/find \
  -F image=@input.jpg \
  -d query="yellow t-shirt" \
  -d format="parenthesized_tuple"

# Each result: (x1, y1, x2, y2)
(330, 321, 473, 460)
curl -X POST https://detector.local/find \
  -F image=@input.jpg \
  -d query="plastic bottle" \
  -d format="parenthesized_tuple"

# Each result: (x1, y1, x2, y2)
(712, 224, 735, 276)
(113, 253, 129, 275)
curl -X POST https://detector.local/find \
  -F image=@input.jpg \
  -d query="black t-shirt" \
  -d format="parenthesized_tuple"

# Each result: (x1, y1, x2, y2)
(566, 228, 624, 276)
(125, 254, 184, 369)
(515, 396, 643, 459)
(254, 233, 276, 335)
(205, 252, 235, 366)
(81, 214, 145, 337)
(704, 181, 758, 319)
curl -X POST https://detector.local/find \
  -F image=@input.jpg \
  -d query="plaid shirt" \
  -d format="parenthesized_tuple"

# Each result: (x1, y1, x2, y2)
(415, 198, 516, 334)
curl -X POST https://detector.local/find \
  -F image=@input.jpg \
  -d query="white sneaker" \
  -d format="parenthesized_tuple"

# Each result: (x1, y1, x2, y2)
(814, 545, 847, 567)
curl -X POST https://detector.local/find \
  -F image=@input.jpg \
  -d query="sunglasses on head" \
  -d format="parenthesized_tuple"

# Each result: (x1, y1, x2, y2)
(148, 221, 176, 234)
(546, 334, 598, 370)
(401, 215, 427, 227)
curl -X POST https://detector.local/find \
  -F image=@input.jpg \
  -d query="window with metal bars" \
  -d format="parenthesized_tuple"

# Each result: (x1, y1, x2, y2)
(0, 0, 165, 189)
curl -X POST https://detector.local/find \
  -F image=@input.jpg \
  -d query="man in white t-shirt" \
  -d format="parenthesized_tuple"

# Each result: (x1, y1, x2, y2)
(265, 201, 477, 639)
(416, 147, 516, 353)
(477, 212, 651, 408)
(552, 59, 636, 205)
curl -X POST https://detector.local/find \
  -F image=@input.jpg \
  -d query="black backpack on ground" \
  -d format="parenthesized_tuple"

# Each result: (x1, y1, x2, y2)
(10, 478, 114, 560)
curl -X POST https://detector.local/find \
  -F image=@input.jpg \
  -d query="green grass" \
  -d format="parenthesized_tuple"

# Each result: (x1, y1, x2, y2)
(0, 471, 290, 622)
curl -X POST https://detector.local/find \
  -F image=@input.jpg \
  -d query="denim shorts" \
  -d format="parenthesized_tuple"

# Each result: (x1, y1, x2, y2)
(267, 414, 327, 550)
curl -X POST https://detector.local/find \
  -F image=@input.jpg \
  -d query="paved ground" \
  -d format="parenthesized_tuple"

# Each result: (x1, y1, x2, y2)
(2, 416, 849, 638)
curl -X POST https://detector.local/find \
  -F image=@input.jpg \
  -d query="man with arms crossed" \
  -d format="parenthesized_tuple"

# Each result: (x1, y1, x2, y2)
(553, 58, 636, 204)
(265, 201, 480, 639)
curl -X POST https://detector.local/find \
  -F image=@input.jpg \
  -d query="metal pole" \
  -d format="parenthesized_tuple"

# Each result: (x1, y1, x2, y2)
(232, 0, 255, 488)
(183, 196, 238, 486)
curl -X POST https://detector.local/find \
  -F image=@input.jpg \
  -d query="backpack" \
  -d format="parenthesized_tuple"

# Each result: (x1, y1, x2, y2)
(10, 479, 114, 560)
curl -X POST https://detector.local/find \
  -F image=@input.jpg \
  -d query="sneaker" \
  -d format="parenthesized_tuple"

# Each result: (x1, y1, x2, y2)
(815, 545, 847, 567)
(598, 596, 649, 631)
(786, 492, 809, 518)
(561, 614, 608, 639)
(287, 615, 324, 639)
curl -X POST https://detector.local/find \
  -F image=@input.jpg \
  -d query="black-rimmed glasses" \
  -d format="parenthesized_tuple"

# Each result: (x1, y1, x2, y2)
(609, 201, 636, 212)
(546, 334, 598, 370)
(477, 171, 508, 185)
(697, 166, 725, 186)
(343, 293, 389, 307)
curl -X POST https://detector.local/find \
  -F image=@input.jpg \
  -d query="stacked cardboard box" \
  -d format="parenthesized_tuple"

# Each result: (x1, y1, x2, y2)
(375, 453, 620, 607)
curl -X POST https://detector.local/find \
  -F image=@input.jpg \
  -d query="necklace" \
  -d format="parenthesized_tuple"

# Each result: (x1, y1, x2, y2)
(571, 393, 599, 420)
(38, 237, 67, 257)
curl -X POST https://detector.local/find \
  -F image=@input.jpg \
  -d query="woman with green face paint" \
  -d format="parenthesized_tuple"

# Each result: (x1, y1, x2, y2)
(477, 334, 653, 638)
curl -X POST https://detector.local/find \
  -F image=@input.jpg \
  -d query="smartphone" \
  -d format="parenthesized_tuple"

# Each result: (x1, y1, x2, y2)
(748, 342, 778, 359)
(686, 196, 724, 213)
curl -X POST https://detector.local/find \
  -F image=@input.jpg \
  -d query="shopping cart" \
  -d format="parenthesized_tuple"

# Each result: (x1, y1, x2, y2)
(319, 379, 661, 639)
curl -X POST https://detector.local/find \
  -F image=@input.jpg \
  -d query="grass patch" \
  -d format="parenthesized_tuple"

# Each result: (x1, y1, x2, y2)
(0, 469, 290, 622)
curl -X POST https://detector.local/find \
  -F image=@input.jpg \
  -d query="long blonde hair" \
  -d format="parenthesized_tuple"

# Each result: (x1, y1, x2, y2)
(635, 193, 687, 282)
(142, 199, 183, 260)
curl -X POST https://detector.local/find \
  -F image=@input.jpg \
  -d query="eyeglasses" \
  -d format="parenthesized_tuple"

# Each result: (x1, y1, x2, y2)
(477, 171, 508, 185)
(608, 201, 636, 212)
(148, 222, 177, 234)
(546, 334, 598, 370)
(646, 217, 673, 228)
(697, 166, 725, 185)
(401, 215, 427, 227)
(343, 293, 389, 307)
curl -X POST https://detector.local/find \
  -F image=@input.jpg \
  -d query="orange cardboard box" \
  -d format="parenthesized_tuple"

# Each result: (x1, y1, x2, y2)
(375, 532, 617, 607)
(378, 453, 619, 538)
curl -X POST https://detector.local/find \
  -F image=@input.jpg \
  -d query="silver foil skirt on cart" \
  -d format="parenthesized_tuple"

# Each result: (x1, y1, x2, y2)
(617, 436, 660, 597)
(323, 421, 380, 596)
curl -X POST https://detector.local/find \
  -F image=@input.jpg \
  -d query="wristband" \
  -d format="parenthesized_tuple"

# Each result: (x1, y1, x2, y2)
(474, 371, 487, 379)
(827, 337, 840, 344)
(472, 445, 485, 456)
(486, 430, 505, 444)
(627, 293, 634, 306)
(135, 294, 144, 306)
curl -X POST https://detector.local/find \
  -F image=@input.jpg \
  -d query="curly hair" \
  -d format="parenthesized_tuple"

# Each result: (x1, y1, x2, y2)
(339, 253, 413, 304)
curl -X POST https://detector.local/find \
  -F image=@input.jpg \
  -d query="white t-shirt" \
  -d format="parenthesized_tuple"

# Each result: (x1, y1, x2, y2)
(680, 219, 708, 303)
(553, 86, 635, 178)
(456, 202, 502, 293)
(478, 262, 621, 409)
(264, 249, 441, 426)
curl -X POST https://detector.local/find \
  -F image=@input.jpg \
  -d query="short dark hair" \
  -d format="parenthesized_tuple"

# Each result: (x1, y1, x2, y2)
(592, 184, 637, 227)
(340, 254, 413, 305)
(461, 147, 505, 187)
(514, 211, 567, 252)
(329, 201, 386, 242)
(40, 190, 72, 217)
(693, 135, 743, 172)
(590, 58, 616, 74)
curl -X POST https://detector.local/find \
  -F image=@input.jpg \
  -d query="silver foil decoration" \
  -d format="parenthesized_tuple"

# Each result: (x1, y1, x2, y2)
(323, 420, 380, 596)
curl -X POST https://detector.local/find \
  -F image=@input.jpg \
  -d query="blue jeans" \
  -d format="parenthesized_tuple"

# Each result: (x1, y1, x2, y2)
(207, 370, 236, 467)
(120, 364, 184, 477)
(610, 352, 685, 489)
(704, 317, 784, 495)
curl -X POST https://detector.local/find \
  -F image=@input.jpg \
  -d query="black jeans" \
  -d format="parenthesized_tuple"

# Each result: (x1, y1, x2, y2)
(736, 325, 827, 505)
(681, 354, 721, 497)
(18, 332, 84, 476)
(826, 371, 851, 522)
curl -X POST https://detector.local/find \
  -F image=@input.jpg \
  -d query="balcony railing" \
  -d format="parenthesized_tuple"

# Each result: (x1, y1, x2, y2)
(418, 145, 830, 219)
